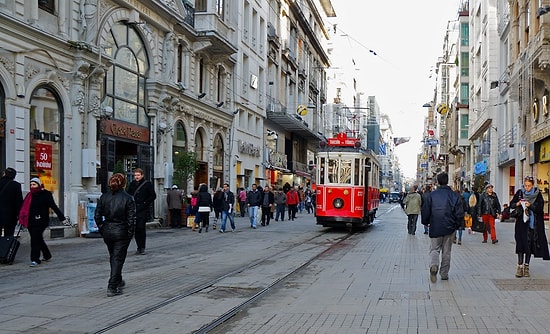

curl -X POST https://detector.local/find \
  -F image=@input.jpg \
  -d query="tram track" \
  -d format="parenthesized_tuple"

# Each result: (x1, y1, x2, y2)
(92, 229, 355, 334)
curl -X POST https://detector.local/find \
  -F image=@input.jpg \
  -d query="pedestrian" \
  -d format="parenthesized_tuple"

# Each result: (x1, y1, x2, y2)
(166, 184, 183, 228)
(403, 185, 422, 235)
(212, 187, 224, 230)
(477, 183, 501, 244)
(297, 187, 305, 213)
(421, 184, 432, 234)
(94, 173, 136, 297)
(19, 177, 65, 267)
(286, 186, 299, 220)
(274, 187, 287, 221)
(421, 173, 464, 282)
(454, 189, 467, 245)
(127, 168, 156, 255)
(196, 183, 213, 233)
(260, 185, 274, 226)
(510, 176, 550, 278)
(246, 184, 262, 228)
(219, 183, 236, 233)
(0, 167, 23, 237)
(238, 187, 247, 217)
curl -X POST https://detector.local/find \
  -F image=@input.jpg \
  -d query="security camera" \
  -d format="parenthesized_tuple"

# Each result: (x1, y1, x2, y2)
(176, 82, 186, 91)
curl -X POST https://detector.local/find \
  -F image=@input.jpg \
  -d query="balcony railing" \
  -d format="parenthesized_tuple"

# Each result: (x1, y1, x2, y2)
(182, 1, 195, 27)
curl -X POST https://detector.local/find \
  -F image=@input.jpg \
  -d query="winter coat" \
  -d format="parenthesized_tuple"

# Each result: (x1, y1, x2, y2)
(221, 190, 235, 212)
(403, 191, 421, 215)
(166, 189, 183, 210)
(286, 190, 300, 205)
(261, 191, 275, 208)
(95, 189, 136, 240)
(510, 188, 550, 260)
(0, 178, 23, 228)
(421, 185, 464, 238)
(26, 189, 65, 229)
(274, 191, 287, 206)
(477, 191, 501, 218)
(127, 179, 156, 219)
(213, 190, 224, 211)
(197, 184, 213, 211)
(246, 189, 263, 206)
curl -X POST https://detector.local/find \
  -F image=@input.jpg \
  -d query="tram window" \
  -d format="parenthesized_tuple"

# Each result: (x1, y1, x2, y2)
(354, 159, 360, 186)
(319, 158, 325, 184)
(328, 158, 336, 183)
(340, 159, 352, 184)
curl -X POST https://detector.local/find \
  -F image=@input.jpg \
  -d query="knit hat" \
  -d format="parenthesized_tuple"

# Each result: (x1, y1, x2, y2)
(485, 184, 494, 190)
(30, 177, 41, 186)
(172, 185, 178, 189)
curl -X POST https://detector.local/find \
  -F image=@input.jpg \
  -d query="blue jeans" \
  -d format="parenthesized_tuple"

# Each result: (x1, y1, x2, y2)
(248, 206, 259, 227)
(275, 204, 286, 221)
(221, 210, 235, 231)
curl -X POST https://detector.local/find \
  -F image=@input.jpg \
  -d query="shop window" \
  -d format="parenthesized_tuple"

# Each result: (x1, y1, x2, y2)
(29, 86, 63, 210)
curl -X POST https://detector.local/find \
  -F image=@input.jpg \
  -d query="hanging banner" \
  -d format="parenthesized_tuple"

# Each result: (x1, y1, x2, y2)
(35, 143, 53, 170)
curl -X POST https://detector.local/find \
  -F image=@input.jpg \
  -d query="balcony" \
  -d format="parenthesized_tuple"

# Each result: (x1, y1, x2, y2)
(266, 98, 324, 143)
(193, 10, 238, 56)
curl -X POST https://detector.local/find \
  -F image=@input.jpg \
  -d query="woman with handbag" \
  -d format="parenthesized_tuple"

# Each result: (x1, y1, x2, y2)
(510, 176, 550, 278)
(19, 177, 65, 267)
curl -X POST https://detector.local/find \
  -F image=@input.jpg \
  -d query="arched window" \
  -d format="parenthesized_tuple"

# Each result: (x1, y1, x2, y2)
(29, 86, 64, 210)
(103, 22, 149, 126)
(195, 131, 205, 161)
(172, 121, 187, 159)
(213, 134, 224, 168)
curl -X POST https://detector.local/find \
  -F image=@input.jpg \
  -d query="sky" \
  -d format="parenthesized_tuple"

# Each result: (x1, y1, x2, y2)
(330, 0, 463, 179)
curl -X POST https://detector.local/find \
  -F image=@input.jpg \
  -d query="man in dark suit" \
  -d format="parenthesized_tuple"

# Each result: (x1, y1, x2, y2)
(127, 168, 156, 255)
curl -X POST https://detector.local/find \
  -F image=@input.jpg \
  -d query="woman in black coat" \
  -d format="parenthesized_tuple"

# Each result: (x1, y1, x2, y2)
(197, 183, 213, 233)
(95, 173, 136, 297)
(19, 177, 65, 267)
(510, 176, 550, 278)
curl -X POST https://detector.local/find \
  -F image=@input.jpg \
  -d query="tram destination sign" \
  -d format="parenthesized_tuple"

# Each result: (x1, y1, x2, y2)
(328, 137, 357, 147)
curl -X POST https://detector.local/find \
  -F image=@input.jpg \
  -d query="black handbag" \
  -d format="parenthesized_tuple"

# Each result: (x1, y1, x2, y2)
(471, 219, 486, 233)
(510, 207, 523, 219)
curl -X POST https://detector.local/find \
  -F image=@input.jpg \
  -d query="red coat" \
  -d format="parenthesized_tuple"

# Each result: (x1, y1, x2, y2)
(286, 190, 299, 205)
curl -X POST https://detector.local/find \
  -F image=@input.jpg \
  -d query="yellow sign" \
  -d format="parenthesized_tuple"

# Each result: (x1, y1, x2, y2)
(540, 137, 550, 162)
(297, 105, 308, 116)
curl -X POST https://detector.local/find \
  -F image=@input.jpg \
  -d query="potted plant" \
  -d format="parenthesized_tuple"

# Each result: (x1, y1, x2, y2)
(173, 151, 199, 198)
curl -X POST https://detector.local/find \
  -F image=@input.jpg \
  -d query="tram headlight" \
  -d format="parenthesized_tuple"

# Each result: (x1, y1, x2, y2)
(333, 198, 344, 209)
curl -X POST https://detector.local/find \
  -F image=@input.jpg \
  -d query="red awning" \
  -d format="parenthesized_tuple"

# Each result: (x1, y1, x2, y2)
(294, 170, 312, 178)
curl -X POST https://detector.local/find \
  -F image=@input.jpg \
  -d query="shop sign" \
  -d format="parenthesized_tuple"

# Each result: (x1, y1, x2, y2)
(102, 119, 149, 143)
(32, 129, 60, 142)
(35, 143, 52, 170)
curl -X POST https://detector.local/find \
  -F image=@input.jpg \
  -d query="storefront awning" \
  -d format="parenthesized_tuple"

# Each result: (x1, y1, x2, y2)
(294, 170, 312, 178)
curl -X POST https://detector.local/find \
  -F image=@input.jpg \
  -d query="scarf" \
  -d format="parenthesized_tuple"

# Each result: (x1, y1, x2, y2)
(522, 186, 539, 229)
(19, 187, 40, 228)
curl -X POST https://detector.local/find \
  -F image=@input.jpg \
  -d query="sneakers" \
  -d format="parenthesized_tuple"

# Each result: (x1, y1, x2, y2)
(430, 265, 438, 283)
(515, 264, 523, 278)
(135, 249, 146, 255)
(482, 240, 488, 243)
(219, 229, 224, 233)
(492, 239, 499, 244)
(40, 257, 51, 262)
(29, 261, 39, 267)
(523, 264, 530, 277)
(457, 240, 462, 245)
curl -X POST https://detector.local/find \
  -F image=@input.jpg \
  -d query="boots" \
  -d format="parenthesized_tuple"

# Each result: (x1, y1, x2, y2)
(515, 264, 523, 278)
(523, 263, 530, 277)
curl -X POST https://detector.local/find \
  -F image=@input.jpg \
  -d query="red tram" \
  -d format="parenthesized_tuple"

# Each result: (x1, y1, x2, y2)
(315, 132, 380, 231)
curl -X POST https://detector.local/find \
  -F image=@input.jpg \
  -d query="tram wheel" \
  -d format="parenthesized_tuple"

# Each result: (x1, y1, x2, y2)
(346, 223, 353, 233)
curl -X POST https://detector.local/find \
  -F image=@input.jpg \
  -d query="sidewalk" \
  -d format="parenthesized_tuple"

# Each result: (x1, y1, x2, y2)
(211, 205, 550, 333)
